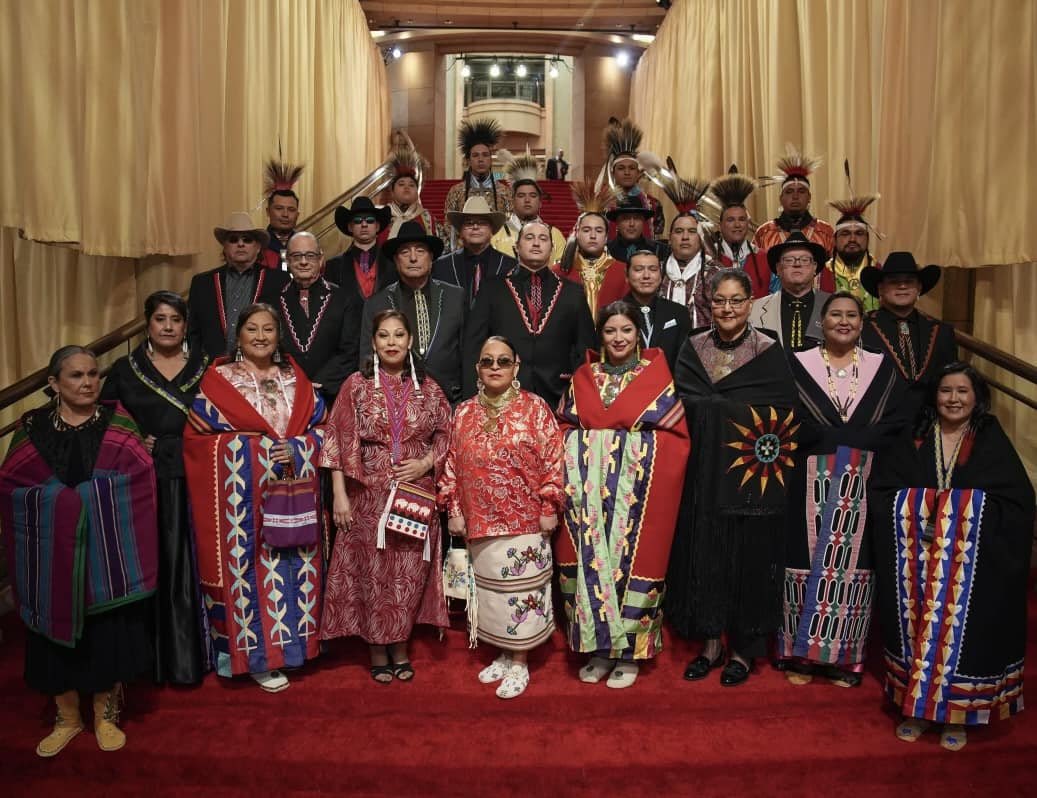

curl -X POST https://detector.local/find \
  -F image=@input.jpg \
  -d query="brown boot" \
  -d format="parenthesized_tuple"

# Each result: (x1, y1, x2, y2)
(93, 684, 126, 752)
(36, 690, 84, 757)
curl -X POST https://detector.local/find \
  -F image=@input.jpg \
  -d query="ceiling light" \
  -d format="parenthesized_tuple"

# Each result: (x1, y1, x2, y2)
(489, 62, 501, 78)
(616, 50, 630, 68)
(391, 46, 403, 59)
(461, 63, 471, 78)
(516, 63, 527, 78)
(631, 34, 656, 44)
(549, 63, 559, 79)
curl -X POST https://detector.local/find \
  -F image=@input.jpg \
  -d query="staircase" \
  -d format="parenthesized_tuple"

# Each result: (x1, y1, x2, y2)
(420, 179, 581, 238)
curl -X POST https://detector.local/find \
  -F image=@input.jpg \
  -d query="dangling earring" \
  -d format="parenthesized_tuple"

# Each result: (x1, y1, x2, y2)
(146, 338, 154, 356)
(373, 349, 381, 389)
(599, 348, 607, 364)
(181, 339, 189, 357)
(408, 349, 419, 391)
(476, 377, 485, 392)
(511, 378, 521, 391)
(272, 349, 282, 364)
(234, 347, 243, 362)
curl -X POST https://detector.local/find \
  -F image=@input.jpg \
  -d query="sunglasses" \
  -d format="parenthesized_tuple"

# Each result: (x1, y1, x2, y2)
(227, 235, 256, 244)
(477, 356, 515, 369)
(352, 215, 378, 225)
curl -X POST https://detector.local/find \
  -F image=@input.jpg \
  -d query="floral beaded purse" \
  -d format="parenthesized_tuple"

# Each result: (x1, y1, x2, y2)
(376, 480, 435, 561)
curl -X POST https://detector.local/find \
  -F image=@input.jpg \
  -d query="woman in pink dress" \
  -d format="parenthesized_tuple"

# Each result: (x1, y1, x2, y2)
(321, 310, 451, 683)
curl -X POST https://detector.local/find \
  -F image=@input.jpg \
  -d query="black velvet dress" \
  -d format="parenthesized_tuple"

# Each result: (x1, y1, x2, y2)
(101, 345, 209, 685)
(22, 405, 154, 695)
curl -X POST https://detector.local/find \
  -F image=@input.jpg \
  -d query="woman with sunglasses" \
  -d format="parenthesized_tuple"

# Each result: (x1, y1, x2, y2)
(439, 336, 565, 699)
(555, 301, 689, 688)
(667, 268, 802, 686)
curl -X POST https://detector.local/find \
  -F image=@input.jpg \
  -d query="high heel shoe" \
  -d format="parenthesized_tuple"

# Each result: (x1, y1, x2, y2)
(684, 649, 725, 681)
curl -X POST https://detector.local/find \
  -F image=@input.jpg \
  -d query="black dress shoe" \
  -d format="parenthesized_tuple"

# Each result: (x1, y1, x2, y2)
(684, 650, 725, 681)
(719, 658, 753, 687)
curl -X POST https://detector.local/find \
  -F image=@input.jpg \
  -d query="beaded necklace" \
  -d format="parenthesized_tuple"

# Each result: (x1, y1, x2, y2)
(381, 372, 413, 463)
(821, 345, 859, 421)
(933, 420, 968, 491)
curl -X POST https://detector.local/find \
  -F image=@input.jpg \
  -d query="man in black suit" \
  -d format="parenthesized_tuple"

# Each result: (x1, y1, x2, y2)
(359, 221, 466, 403)
(546, 149, 569, 181)
(860, 252, 957, 413)
(324, 196, 396, 307)
(464, 221, 595, 409)
(432, 196, 516, 308)
(622, 249, 691, 372)
(607, 194, 668, 264)
(276, 231, 361, 402)
(188, 212, 289, 359)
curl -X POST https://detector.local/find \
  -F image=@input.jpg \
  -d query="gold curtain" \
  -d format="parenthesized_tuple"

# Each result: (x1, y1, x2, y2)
(0, 0, 389, 399)
(632, 0, 1037, 476)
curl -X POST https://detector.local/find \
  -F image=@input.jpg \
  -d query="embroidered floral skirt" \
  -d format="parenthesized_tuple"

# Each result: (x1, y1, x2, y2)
(468, 534, 554, 651)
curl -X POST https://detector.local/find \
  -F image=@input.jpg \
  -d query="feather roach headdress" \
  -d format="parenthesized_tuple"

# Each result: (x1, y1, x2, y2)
(498, 147, 540, 192)
(264, 158, 304, 198)
(603, 117, 644, 164)
(571, 180, 614, 219)
(387, 133, 429, 191)
(640, 155, 711, 217)
(457, 118, 503, 157)
(828, 159, 883, 237)
(771, 143, 822, 192)
(698, 165, 759, 236)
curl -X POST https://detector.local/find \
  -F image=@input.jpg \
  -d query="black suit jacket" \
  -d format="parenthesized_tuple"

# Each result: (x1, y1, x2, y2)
(623, 292, 692, 373)
(187, 263, 289, 360)
(431, 247, 517, 308)
(359, 279, 467, 403)
(275, 278, 361, 400)
(324, 244, 397, 308)
(463, 268, 595, 409)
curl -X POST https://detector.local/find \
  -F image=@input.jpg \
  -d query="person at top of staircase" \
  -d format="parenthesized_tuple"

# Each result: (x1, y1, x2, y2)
(444, 118, 512, 248)
(491, 148, 566, 265)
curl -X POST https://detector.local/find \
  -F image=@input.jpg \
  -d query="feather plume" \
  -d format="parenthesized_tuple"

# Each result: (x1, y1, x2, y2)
(603, 118, 643, 160)
(773, 142, 822, 182)
(264, 158, 305, 195)
(387, 142, 429, 191)
(500, 146, 540, 185)
(457, 118, 503, 156)
(828, 194, 880, 219)
(640, 155, 711, 215)
(707, 173, 757, 210)
(570, 180, 613, 216)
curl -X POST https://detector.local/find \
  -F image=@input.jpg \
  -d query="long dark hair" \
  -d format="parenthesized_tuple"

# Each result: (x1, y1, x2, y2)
(360, 309, 428, 382)
(231, 302, 291, 369)
(596, 300, 644, 341)
(914, 361, 993, 437)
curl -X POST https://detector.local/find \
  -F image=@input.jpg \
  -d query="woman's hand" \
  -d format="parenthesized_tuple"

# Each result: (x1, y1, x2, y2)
(392, 455, 432, 483)
(447, 515, 467, 538)
(143, 434, 156, 454)
(271, 440, 294, 466)
(333, 491, 353, 530)
(539, 514, 558, 536)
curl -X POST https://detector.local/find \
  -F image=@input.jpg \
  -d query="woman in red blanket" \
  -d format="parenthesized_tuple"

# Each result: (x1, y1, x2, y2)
(184, 303, 327, 694)
(321, 310, 451, 683)
(0, 346, 158, 757)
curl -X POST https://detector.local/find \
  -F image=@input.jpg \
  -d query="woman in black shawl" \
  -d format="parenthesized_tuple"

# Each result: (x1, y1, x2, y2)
(870, 363, 1034, 751)
(668, 268, 801, 686)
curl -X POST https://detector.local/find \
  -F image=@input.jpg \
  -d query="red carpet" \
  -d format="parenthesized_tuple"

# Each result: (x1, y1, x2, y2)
(420, 179, 581, 239)
(1, 596, 1035, 797)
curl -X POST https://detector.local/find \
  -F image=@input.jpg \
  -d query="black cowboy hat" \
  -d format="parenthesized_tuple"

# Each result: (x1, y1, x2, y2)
(605, 194, 654, 222)
(334, 196, 391, 235)
(381, 219, 445, 261)
(765, 231, 829, 274)
(860, 251, 941, 297)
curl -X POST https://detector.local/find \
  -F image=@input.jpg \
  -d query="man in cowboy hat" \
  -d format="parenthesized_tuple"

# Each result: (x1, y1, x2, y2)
(749, 232, 831, 352)
(606, 194, 668, 264)
(361, 220, 467, 403)
(324, 196, 395, 307)
(188, 211, 288, 358)
(444, 118, 512, 248)
(432, 196, 516, 308)
(276, 230, 361, 402)
(464, 220, 595, 410)
(860, 252, 957, 409)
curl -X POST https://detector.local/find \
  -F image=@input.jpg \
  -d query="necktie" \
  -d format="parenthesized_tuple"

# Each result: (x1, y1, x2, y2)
(414, 290, 431, 355)
(298, 288, 310, 318)
(528, 273, 543, 328)
(898, 320, 918, 379)
(358, 251, 372, 274)
(640, 305, 653, 348)
(789, 299, 805, 349)
(473, 261, 482, 298)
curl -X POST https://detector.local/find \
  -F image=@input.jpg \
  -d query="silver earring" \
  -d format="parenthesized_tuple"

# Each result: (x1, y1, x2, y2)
(272, 350, 282, 364)
(408, 350, 419, 390)
(182, 339, 189, 357)
(476, 377, 485, 391)
(373, 350, 381, 389)
(146, 338, 154, 355)
(234, 347, 243, 362)
(511, 378, 521, 390)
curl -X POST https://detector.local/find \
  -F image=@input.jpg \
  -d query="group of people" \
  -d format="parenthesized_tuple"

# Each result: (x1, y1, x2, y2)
(1, 118, 1031, 760)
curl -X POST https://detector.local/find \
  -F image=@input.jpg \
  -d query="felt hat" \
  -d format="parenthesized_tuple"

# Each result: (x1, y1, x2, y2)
(334, 196, 391, 235)
(860, 251, 942, 297)
(605, 192, 654, 222)
(381, 220, 445, 261)
(766, 231, 830, 274)
(213, 212, 269, 247)
(446, 196, 507, 233)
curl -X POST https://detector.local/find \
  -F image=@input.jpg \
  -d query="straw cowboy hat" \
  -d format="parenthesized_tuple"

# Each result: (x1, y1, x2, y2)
(213, 212, 269, 247)
(446, 195, 507, 233)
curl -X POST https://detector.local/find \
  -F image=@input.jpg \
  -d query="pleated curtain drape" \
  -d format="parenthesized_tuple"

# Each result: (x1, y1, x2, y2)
(0, 0, 389, 398)
(631, 0, 1037, 476)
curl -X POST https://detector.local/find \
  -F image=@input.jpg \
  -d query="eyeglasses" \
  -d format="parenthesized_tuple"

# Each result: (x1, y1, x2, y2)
(462, 219, 489, 228)
(226, 235, 255, 244)
(352, 216, 377, 225)
(477, 356, 515, 369)
(779, 256, 815, 266)
(711, 296, 749, 308)
(287, 252, 322, 263)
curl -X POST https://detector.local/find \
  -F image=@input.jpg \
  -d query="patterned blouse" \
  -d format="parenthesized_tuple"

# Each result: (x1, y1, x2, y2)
(216, 361, 297, 438)
(439, 390, 565, 540)
(691, 327, 775, 384)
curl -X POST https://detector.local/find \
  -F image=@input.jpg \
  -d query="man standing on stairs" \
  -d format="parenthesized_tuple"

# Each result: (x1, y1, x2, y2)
(324, 197, 396, 308)
(602, 118, 664, 240)
(261, 158, 304, 270)
(606, 194, 668, 264)
(377, 144, 447, 247)
(553, 182, 628, 314)
(444, 118, 512, 249)
(464, 220, 594, 409)
(433, 196, 517, 309)
(546, 148, 569, 180)
(491, 150, 566, 264)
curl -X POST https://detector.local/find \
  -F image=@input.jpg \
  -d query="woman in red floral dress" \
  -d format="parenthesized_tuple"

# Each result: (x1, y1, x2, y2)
(320, 310, 451, 683)
(439, 336, 565, 699)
